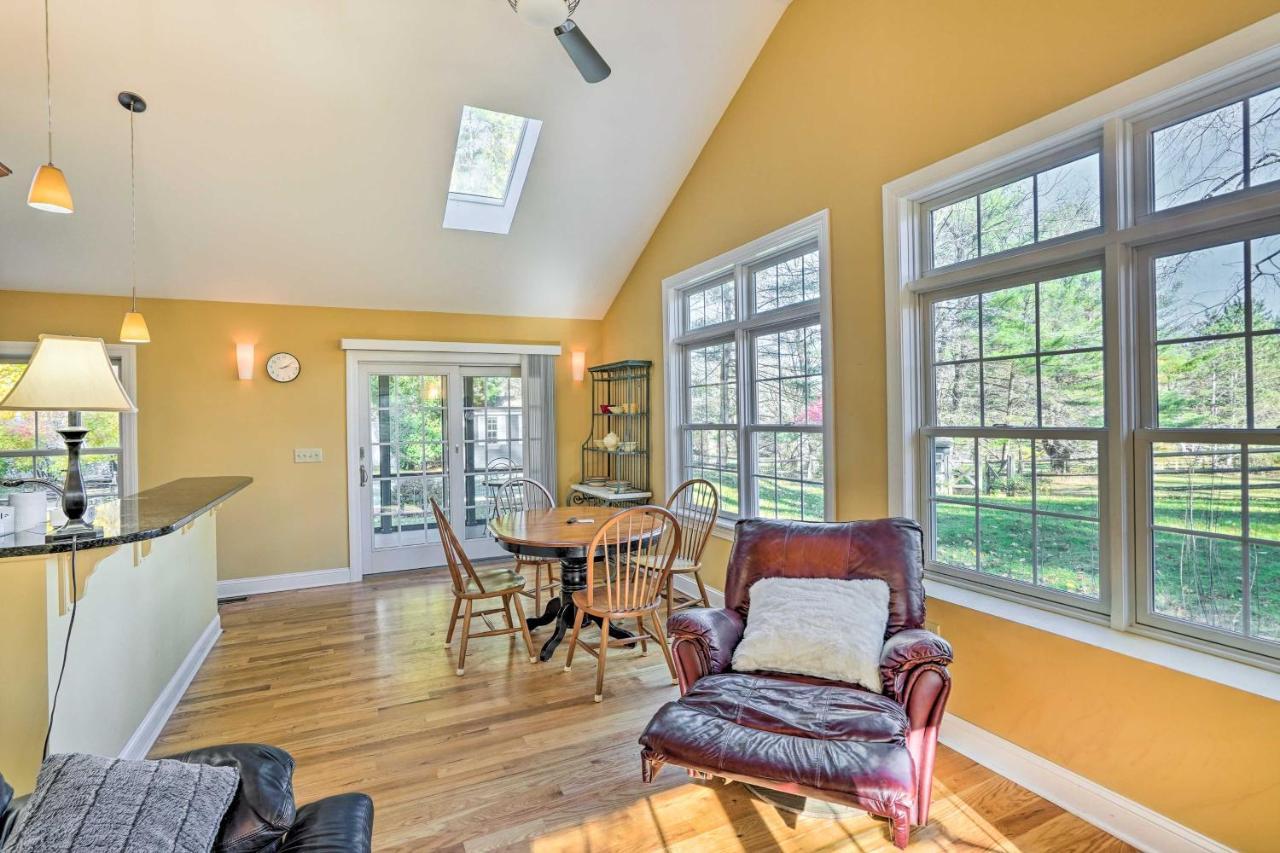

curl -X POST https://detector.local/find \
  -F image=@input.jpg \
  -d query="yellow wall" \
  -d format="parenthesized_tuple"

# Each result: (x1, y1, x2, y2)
(600, 1, 1280, 847)
(0, 289, 600, 580)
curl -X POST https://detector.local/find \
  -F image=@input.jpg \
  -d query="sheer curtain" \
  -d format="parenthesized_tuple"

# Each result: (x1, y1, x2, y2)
(521, 354, 558, 502)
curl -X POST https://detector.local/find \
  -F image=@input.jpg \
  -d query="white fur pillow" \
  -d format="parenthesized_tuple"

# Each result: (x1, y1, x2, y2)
(731, 577, 890, 692)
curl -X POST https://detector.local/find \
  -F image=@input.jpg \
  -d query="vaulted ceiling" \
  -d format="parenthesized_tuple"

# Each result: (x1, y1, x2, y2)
(0, 1, 788, 319)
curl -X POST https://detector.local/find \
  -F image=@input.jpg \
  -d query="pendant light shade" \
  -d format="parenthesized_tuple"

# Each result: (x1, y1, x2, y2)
(119, 311, 151, 344)
(118, 91, 151, 344)
(28, 164, 73, 214)
(29, 0, 73, 214)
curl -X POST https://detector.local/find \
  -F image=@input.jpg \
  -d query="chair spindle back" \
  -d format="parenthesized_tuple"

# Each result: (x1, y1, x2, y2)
(666, 478, 719, 566)
(585, 506, 682, 613)
(430, 498, 484, 595)
(494, 478, 556, 514)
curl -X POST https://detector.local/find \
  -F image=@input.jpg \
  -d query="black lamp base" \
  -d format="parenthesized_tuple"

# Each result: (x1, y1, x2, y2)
(47, 520, 102, 543)
(48, 419, 101, 544)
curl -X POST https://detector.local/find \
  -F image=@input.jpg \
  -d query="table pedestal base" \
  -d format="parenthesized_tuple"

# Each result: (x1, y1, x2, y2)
(526, 556, 635, 661)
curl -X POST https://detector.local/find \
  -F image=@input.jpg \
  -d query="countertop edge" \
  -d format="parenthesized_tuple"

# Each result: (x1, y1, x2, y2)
(0, 477, 252, 559)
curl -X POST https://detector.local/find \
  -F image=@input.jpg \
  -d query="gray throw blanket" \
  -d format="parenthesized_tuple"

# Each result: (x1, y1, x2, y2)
(3, 753, 239, 853)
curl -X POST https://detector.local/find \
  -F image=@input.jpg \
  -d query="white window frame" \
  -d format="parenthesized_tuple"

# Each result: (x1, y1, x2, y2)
(884, 15, 1280, 692)
(663, 210, 835, 536)
(442, 109, 543, 236)
(0, 340, 139, 502)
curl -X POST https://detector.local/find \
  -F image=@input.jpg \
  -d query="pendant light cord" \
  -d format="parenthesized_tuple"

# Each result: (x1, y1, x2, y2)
(43, 0, 53, 164)
(130, 107, 138, 310)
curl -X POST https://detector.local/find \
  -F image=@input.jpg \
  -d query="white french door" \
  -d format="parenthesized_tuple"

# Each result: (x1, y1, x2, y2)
(355, 360, 522, 574)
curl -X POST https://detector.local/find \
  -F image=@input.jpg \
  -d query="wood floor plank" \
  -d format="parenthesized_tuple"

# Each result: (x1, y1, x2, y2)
(153, 569, 1133, 851)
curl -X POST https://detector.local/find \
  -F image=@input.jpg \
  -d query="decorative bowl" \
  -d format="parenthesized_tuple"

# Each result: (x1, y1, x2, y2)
(620, 441, 637, 452)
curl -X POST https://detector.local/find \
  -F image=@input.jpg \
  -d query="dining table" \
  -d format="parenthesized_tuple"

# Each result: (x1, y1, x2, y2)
(488, 505, 662, 661)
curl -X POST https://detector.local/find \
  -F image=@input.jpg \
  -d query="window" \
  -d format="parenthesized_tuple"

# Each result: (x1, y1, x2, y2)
(927, 150, 1102, 270)
(443, 106, 543, 235)
(664, 212, 833, 527)
(0, 343, 137, 515)
(890, 50, 1280, 671)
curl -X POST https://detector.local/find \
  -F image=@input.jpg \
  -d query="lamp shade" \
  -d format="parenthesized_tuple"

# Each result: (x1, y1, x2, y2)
(119, 311, 151, 344)
(28, 164, 74, 214)
(517, 0, 568, 27)
(0, 335, 136, 412)
(571, 350, 586, 382)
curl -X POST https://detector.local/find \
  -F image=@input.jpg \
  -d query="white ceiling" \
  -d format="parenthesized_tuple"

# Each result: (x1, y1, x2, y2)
(0, 1, 788, 319)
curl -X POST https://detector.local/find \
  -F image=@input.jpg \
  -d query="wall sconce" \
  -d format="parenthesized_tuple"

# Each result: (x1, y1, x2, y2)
(236, 343, 255, 380)
(571, 350, 586, 382)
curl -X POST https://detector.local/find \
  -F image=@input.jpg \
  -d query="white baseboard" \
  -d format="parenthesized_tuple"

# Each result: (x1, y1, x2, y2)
(671, 573, 726, 608)
(119, 615, 222, 761)
(939, 714, 1230, 853)
(216, 566, 353, 600)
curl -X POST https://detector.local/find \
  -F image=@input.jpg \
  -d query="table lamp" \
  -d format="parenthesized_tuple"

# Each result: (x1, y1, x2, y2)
(0, 335, 137, 541)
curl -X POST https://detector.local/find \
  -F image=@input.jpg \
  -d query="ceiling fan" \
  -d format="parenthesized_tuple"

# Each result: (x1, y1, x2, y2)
(507, 0, 611, 84)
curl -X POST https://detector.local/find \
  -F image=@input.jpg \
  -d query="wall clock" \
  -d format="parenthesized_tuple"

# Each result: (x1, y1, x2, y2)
(266, 352, 301, 383)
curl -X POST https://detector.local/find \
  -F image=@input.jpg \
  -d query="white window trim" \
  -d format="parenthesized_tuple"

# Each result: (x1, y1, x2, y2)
(442, 116, 543, 236)
(884, 13, 1280, 693)
(0, 340, 139, 502)
(663, 210, 835, 537)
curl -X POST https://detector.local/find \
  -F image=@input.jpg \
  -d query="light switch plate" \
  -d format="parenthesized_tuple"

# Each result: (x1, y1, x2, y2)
(294, 448, 324, 463)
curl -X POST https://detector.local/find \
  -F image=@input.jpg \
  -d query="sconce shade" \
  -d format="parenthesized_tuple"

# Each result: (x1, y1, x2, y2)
(236, 343, 255, 380)
(571, 350, 586, 382)
(0, 335, 135, 412)
(28, 163, 74, 214)
(119, 311, 151, 344)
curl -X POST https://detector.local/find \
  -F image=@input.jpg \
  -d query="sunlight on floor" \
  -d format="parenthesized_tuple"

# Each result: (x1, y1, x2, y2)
(530, 777, 1020, 852)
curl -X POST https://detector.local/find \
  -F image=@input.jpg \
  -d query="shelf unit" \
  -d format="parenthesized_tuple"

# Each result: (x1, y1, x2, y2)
(570, 360, 652, 507)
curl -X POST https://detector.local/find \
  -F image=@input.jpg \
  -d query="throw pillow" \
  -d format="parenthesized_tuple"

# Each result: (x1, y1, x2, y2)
(3, 753, 239, 853)
(731, 577, 891, 692)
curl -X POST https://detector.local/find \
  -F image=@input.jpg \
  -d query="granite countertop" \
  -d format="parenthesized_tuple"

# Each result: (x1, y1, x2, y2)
(0, 476, 252, 558)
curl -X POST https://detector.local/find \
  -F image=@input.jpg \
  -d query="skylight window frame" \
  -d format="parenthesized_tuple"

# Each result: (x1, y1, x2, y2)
(443, 107, 543, 235)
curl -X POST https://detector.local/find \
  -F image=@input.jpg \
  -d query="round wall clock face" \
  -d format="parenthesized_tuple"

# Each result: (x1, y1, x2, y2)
(266, 352, 301, 383)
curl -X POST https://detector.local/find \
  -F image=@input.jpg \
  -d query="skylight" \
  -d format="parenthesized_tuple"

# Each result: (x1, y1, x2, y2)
(444, 105, 542, 235)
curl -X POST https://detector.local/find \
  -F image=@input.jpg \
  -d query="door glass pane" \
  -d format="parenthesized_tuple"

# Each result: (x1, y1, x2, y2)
(370, 373, 448, 551)
(464, 375, 523, 540)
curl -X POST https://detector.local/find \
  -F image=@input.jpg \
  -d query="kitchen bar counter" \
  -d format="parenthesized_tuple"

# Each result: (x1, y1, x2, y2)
(0, 476, 251, 557)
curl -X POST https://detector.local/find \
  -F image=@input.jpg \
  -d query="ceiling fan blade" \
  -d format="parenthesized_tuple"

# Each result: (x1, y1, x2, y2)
(0, 162, 10, 178)
(553, 19, 610, 83)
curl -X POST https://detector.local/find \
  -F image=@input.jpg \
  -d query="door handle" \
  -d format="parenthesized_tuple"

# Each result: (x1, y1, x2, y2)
(360, 464, 369, 487)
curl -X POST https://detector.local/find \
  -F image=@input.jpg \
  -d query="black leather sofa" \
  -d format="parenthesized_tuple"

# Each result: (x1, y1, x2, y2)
(1, 743, 373, 852)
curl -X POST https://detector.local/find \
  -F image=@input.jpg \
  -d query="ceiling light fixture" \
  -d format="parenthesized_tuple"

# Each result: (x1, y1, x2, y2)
(507, 0, 611, 84)
(28, 0, 73, 214)
(118, 92, 151, 344)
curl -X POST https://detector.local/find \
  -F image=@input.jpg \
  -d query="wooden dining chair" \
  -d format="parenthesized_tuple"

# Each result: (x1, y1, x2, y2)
(494, 478, 560, 615)
(659, 478, 719, 619)
(563, 506, 682, 702)
(430, 498, 537, 676)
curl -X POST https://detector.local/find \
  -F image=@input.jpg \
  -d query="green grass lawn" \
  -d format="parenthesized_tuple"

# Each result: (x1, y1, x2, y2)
(935, 474, 1280, 639)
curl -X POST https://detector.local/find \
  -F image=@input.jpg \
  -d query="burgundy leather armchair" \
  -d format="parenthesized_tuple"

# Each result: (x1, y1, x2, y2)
(638, 518, 952, 849)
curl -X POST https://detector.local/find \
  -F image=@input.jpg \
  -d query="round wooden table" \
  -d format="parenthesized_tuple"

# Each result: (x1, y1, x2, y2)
(488, 505, 661, 661)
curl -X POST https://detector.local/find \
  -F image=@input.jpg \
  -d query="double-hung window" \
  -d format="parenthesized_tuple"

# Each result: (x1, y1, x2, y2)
(664, 212, 834, 527)
(894, 54, 1280, 670)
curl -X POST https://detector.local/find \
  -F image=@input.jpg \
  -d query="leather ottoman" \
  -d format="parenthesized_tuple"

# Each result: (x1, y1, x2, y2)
(640, 673, 916, 835)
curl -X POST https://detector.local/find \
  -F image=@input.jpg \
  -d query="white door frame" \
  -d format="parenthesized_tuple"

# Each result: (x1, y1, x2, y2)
(344, 341, 561, 581)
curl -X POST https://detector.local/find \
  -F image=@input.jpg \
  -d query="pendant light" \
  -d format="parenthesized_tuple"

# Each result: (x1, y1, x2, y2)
(28, 0, 73, 214)
(118, 92, 151, 344)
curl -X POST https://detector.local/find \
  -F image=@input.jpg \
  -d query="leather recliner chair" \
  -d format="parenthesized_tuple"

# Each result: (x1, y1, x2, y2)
(638, 518, 953, 849)
(1, 743, 373, 852)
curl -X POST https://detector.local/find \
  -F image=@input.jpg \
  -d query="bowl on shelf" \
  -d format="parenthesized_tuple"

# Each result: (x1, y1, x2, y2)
(619, 441, 637, 452)
(585, 477, 608, 486)
(606, 480, 630, 493)
(599, 404, 612, 414)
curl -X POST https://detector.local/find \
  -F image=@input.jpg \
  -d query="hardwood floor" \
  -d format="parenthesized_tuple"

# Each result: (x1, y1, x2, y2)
(154, 569, 1133, 852)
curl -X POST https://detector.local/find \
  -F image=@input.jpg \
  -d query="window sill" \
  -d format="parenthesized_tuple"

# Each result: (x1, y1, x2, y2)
(926, 578, 1280, 701)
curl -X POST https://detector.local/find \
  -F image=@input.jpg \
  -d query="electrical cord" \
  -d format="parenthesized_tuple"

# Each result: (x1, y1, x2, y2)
(42, 536, 78, 761)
